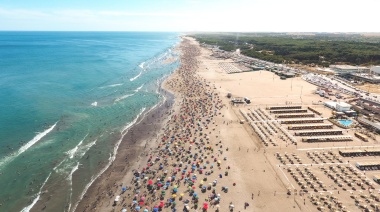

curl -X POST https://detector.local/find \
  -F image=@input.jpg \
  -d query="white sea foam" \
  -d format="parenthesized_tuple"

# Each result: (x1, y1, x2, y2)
(66, 134, 88, 159)
(91, 101, 98, 107)
(19, 122, 58, 155)
(53, 159, 66, 171)
(66, 162, 79, 212)
(0, 122, 58, 170)
(114, 93, 134, 103)
(134, 84, 144, 92)
(76, 139, 97, 159)
(21, 172, 52, 212)
(129, 71, 142, 81)
(68, 162, 80, 181)
(139, 62, 145, 69)
(72, 107, 146, 212)
(121, 107, 146, 135)
(99, 83, 123, 89)
(70, 154, 111, 212)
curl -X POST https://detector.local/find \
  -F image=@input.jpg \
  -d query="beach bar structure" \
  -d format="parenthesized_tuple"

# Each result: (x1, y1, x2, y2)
(275, 113, 315, 119)
(339, 148, 380, 157)
(288, 123, 333, 130)
(267, 105, 302, 110)
(280, 118, 325, 124)
(269, 109, 308, 114)
(295, 129, 343, 136)
(302, 135, 352, 143)
(356, 161, 380, 171)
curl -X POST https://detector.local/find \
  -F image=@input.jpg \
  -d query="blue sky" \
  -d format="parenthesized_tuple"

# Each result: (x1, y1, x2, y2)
(0, 0, 378, 31)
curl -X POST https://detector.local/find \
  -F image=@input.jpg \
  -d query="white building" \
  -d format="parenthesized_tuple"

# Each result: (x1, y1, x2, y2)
(371, 66, 380, 75)
(329, 65, 369, 74)
(336, 102, 351, 112)
(324, 101, 351, 112)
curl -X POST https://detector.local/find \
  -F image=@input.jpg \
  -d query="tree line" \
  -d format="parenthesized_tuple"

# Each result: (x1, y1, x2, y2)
(192, 33, 380, 67)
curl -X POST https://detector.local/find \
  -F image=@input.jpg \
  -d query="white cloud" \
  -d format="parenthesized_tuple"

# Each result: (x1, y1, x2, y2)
(0, 0, 379, 32)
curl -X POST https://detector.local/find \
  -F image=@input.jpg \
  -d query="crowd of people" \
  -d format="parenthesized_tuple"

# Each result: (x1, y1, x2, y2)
(107, 38, 234, 212)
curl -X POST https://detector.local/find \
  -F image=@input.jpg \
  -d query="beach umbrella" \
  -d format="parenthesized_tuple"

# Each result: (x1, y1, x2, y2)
(135, 206, 141, 211)
(122, 209, 127, 212)
(143, 209, 148, 212)
(148, 180, 153, 185)
(203, 202, 209, 210)
(122, 187, 127, 192)
(172, 194, 177, 198)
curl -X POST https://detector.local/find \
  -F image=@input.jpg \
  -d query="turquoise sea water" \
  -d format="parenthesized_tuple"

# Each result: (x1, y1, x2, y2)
(0, 32, 179, 211)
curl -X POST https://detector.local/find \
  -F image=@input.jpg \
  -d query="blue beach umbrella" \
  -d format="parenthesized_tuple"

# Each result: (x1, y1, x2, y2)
(135, 206, 141, 211)
(122, 187, 127, 192)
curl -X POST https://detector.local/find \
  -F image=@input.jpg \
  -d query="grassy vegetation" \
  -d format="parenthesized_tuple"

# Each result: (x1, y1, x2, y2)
(191, 33, 380, 67)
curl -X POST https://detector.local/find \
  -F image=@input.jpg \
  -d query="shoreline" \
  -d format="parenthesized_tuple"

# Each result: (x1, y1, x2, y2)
(73, 60, 179, 212)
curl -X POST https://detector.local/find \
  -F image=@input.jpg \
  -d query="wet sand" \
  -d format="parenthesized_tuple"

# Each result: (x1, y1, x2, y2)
(73, 89, 175, 211)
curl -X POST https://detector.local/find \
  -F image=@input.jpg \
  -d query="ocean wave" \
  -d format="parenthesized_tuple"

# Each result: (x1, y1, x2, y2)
(21, 172, 52, 212)
(134, 84, 144, 92)
(71, 107, 146, 212)
(68, 162, 80, 182)
(99, 83, 123, 89)
(19, 122, 58, 155)
(76, 139, 97, 159)
(129, 71, 142, 81)
(91, 101, 98, 107)
(114, 93, 135, 103)
(70, 154, 111, 212)
(67, 162, 80, 212)
(139, 62, 145, 69)
(0, 122, 58, 170)
(66, 134, 88, 159)
(121, 107, 146, 135)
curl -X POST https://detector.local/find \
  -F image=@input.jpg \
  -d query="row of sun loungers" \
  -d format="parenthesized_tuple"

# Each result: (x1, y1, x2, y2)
(267, 105, 302, 110)
(288, 124, 333, 130)
(239, 109, 269, 145)
(257, 108, 278, 134)
(249, 109, 276, 135)
(269, 109, 308, 114)
(280, 118, 325, 124)
(302, 135, 353, 143)
(273, 121, 298, 144)
(307, 107, 322, 115)
(218, 62, 242, 74)
(239, 109, 280, 146)
(339, 149, 380, 157)
(356, 162, 380, 171)
(275, 113, 315, 119)
(294, 129, 343, 136)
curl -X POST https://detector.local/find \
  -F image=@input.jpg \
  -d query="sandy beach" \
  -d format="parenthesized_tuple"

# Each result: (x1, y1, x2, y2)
(73, 36, 380, 212)
(73, 37, 307, 212)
